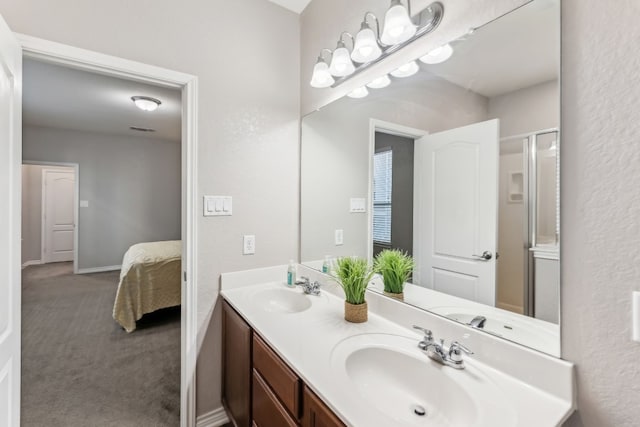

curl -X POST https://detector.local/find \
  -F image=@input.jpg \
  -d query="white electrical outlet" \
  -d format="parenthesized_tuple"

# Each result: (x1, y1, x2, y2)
(335, 229, 344, 246)
(243, 235, 255, 255)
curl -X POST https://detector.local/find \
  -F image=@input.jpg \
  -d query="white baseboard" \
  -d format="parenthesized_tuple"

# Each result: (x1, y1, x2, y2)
(76, 264, 121, 274)
(21, 260, 43, 269)
(196, 407, 229, 427)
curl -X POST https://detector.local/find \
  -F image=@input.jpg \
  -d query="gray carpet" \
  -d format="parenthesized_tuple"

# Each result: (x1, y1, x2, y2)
(21, 262, 180, 427)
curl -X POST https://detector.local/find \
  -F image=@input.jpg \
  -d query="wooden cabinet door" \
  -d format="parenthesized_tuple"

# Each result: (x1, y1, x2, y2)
(222, 301, 252, 427)
(302, 386, 345, 427)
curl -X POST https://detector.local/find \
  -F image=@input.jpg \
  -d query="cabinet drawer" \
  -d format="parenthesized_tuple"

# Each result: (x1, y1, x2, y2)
(253, 370, 298, 427)
(253, 334, 301, 418)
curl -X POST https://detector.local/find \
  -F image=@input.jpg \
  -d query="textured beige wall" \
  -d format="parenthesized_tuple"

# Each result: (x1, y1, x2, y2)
(561, 0, 640, 425)
(0, 0, 300, 416)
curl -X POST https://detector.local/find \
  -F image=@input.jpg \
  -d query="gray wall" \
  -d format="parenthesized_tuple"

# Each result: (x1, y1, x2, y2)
(0, 0, 300, 416)
(21, 164, 74, 265)
(23, 126, 181, 270)
(489, 80, 559, 137)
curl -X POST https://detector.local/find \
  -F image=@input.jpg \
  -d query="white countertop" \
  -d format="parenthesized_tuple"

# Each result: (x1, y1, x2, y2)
(220, 266, 575, 427)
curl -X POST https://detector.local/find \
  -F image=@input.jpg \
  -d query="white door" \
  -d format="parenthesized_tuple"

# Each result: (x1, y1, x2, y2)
(42, 169, 75, 263)
(413, 119, 499, 305)
(0, 13, 22, 427)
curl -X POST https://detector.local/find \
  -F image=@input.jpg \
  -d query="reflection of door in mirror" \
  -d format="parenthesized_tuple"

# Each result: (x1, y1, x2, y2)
(413, 119, 499, 306)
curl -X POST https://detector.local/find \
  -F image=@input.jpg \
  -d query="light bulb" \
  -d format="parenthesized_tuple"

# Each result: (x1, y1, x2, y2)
(347, 86, 369, 99)
(352, 25, 382, 63)
(366, 75, 391, 89)
(329, 42, 355, 77)
(131, 96, 161, 112)
(381, 1, 416, 45)
(390, 61, 419, 78)
(310, 60, 335, 88)
(419, 43, 454, 64)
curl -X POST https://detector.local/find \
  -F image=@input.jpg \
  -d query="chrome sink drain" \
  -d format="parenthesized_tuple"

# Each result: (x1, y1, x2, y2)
(412, 404, 427, 416)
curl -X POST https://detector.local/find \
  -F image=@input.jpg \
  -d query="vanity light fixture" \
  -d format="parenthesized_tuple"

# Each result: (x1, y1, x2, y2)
(366, 75, 391, 89)
(419, 43, 454, 64)
(381, 0, 417, 45)
(131, 95, 161, 112)
(352, 13, 383, 63)
(347, 86, 369, 99)
(310, 2, 443, 89)
(310, 49, 335, 88)
(329, 32, 356, 77)
(390, 61, 419, 78)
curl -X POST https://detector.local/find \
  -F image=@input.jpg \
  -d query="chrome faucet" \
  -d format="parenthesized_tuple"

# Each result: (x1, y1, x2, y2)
(469, 315, 487, 329)
(295, 276, 321, 296)
(412, 325, 474, 369)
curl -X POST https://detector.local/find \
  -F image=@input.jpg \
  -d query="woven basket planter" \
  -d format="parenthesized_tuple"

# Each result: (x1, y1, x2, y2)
(383, 291, 404, 302)
(344, 301, 368, 323)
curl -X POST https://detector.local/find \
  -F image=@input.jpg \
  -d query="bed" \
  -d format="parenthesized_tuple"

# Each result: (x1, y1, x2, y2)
(113, 240, 182, 332)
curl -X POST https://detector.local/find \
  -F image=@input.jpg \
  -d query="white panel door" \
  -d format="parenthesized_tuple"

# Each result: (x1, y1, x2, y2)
(0, 13, 22, 427)
(42, 170, 75, 263)
(414, 119, 499, 305)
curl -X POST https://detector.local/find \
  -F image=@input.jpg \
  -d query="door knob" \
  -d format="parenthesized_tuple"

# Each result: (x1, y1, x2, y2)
(472, 251, 493, 260)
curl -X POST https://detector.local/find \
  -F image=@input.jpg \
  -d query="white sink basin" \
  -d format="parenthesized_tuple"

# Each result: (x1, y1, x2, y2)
(252, 288, 313, 314)
(429, 306, 559, 356)
(331, 334, 517, 426)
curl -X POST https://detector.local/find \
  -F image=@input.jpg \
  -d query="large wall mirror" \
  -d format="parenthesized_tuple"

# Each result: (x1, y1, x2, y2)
(301, 0, 561, 356)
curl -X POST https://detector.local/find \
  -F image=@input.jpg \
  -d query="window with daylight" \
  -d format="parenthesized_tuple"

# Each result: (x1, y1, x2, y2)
(373, 149, 393, 244)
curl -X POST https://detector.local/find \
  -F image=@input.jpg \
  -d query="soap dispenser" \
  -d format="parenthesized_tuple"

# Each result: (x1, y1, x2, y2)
(322, 256, 331, 274)
(287, 260, 296, 287)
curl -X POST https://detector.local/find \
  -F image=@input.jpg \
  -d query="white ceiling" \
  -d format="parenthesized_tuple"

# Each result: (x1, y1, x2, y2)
(23, 59, 182, 142)
(267, 0, 312, 13)
(424, 0, 559, 97)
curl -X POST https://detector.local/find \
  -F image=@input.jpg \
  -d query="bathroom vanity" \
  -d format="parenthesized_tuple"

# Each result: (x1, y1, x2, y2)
(220, 265, 575, 427)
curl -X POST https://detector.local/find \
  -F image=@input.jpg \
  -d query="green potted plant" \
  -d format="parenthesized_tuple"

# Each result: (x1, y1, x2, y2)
(374, 249, 414, 301)
(334, 256, 374, 323)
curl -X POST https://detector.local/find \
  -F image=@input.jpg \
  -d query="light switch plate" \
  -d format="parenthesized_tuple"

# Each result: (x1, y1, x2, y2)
(350, 198, 367, 213)
(79, 200, 89, 208)
(335, 229, 344, 246)
(633, 291, 640, 342)
(204, 196, 232, 217)
(243, 235, 255, 255)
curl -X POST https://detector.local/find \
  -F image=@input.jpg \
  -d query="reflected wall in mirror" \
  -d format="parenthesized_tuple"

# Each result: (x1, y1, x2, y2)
(301, 0, 560, 356)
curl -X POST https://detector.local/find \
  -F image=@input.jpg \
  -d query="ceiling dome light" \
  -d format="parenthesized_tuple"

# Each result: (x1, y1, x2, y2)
(352, 17, 382, 63)
(381, 0, 416, 46)
(419, 43, 454, 64)
(347, 86, 369, 99)
(329, 39, 356, 77)
(366, 75, 391, 89)
(390, 61, 419, 78)
(310, 55, 335, 88)
(131, 96, 161, 112)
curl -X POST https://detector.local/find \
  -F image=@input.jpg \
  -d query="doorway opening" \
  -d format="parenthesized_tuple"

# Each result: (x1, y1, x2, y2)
(21, 161, 79, 272)
(15, 34, 199, 427)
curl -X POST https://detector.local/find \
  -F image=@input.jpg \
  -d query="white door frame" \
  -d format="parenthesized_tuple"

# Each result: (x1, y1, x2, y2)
(17, 34, 199, 427)
(23, 161, 79, 271)
(367, 119, 428, 261)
